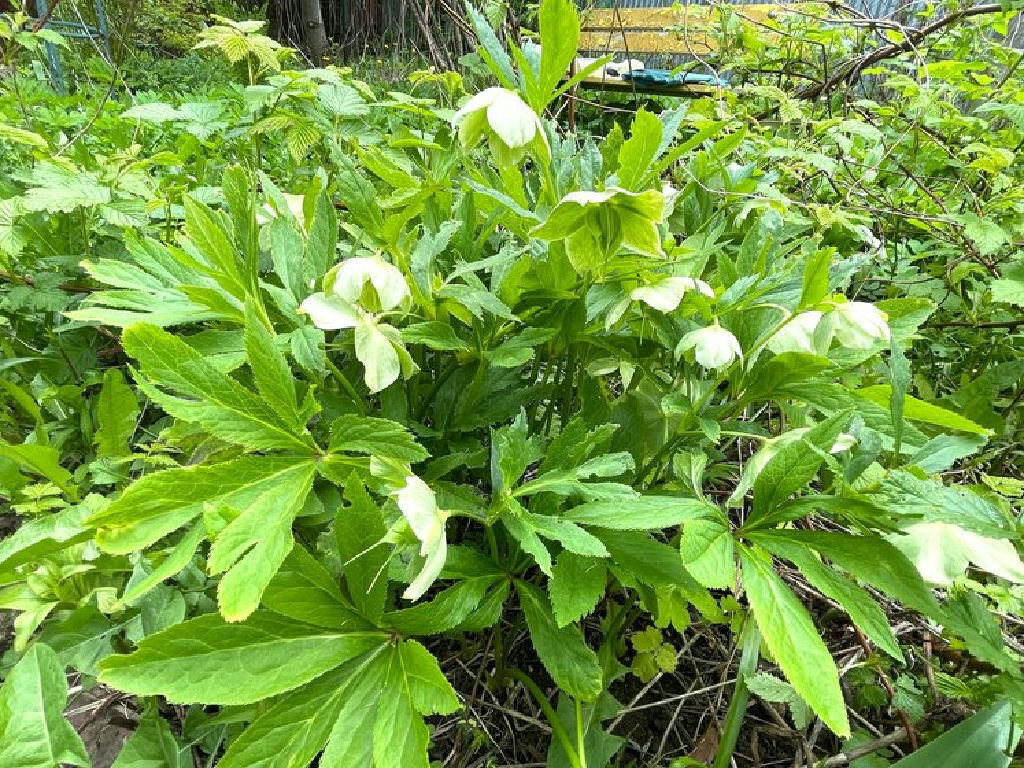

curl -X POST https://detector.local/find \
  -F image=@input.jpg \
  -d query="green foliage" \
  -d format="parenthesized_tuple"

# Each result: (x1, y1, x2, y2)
(1, 1, 1024, 766)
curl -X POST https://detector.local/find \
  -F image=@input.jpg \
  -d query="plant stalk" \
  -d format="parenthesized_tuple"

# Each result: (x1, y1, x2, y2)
(713, 616, 761, 768)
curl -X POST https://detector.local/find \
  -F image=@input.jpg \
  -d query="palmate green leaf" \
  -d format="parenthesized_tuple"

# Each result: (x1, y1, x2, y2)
(116, 524, 205, 609)
(262, 544, 369, 631)
(124, 323, 315, 453)
(681, 517, 735, 590)
(88, 454, 315, 554)
(244, 301, 301, 425)
(560, 495, 709, 530)
(616, 109, 663, 191)
(319, 639, 460, 768)
(216, 664, 355, 768)
(739, 546, 850, 737)
(0, 643, 89, 768)
(68, 234, 232, 328)
(330, 414, 429, 463)
(209, 460, 317, 621)
(95, 368, 140, 458)
(99, 611, 387, 705)
(764, 539, 901, 660)
(111, 706, 193, 768)
(516, 580, 603, 701)
(749, 410, 851, 523)
(536, 0, 580, 110)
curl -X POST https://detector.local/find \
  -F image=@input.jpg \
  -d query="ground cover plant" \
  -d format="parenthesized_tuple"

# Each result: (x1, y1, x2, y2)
(1, 1, 1024, 766)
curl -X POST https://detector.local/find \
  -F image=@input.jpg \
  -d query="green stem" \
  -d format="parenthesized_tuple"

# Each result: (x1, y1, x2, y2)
(713, 616, 761, 768)
(575, 697, 587, 768)
(509, 669, 582, 768)
(326, 357, 366, 414)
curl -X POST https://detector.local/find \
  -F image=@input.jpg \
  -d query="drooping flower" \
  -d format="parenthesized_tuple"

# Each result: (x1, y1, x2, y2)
(394, 476, 449, 601)
(298, 258, 414, 392)
(452, 88, 549, 165)
(630, 276, 714, 312)
(531, 187, 665, 274)
(767, 310, 825, 356)
(676, 324, 742, 370)
(823, 302, 890, 350)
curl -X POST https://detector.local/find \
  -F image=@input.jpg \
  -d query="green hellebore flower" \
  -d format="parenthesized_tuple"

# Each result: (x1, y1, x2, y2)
(531, 187, 665, 275)
(451, 87, 550, 167)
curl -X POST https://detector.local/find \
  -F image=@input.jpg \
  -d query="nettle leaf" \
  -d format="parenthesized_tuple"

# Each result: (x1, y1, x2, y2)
(124, 323, 316, 453)
(516, 580, 603, 701)
(99, 612, 387, 705)
(739, 546, 850, 737)
(0, 643, 89, 768)
(550, 552, 606, 626)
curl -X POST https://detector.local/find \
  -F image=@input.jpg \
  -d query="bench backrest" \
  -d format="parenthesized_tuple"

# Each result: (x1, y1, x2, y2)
(579, 5, 780, 56)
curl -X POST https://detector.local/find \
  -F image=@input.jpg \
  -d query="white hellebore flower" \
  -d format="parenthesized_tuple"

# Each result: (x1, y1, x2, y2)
(825, 302, 890, 350)
(395, 476, 449, 601)
(767, 310, 824, 356)
(630, 276, 714, 312)
(676, 325, 742, 370)
(299, 257, 414, 392)
(452, 87, 549, 165)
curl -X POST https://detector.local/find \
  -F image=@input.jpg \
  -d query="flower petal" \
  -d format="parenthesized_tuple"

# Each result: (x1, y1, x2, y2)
(297, 293, 359, 330)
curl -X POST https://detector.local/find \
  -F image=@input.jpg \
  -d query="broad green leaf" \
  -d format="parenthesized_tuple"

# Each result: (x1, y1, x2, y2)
(330, 414, 429, 463)
(216, 664, 354, 768)
(261, 543, 367, 630)
(0, 441, 76, 498)
(502, 504, 553, 575)
(0, 643, 89, 768)
(681, 517, 735, 589)
(385, 576, 501, 635)
(89, 455, 315, 554)
(891, 701, 1016, 768)
(320, 639, 459, 768)
(36, 605, 117, 676)
(550, 552, 606, 627)
(887, 522, 1024, 586)
(537, 0, 580, 109)
(516, 580, 603, 701)
(209, 460, 316, 621)
(0, 501, 92, 572)
(561, 495, 709, 529)
(750, 530, 942, 620)
(244, 301, 301, 426)
(336, 475, 390, 624)
(182, 196, 246, 298)
(616, 109, 662, 191)
(990, 263, 1024, 307)
(94, 368, 140, 458)
(750, 410, 851, 522)
(596, 529, 696, 588)
(99, 612, 386, 705)
(464, 1, 516, 89)
(879, 470, 1013, 539)
(124, 323, 315, 453)
(770, 541, 901, 660)
(117, 524, 205, 609)
(740, 546, 850, 737)
(856, 386, 990, 435)
(0, 123, 48, 148)
(111, 706, 192, 768)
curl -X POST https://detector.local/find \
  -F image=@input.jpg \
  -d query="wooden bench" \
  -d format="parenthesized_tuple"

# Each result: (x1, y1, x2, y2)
(573, 4, 781, 96)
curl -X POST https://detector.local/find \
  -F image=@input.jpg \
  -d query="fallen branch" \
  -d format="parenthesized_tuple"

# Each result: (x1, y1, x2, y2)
(798, 3, 1004, 100)
(821, 727, 908, 767)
